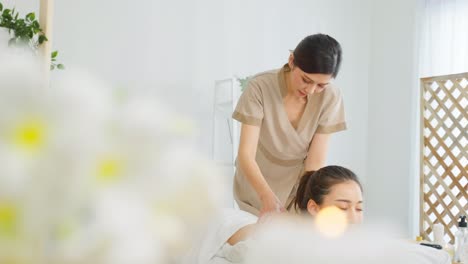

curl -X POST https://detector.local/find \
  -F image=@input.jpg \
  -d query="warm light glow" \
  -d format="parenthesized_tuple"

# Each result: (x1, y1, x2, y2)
(315, 206, 348, 238)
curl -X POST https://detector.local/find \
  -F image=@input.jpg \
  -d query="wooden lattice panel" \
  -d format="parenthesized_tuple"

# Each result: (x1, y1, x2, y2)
(420, 73, 468, 244)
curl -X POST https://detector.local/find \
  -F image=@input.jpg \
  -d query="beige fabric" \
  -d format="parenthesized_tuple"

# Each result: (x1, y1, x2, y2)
(232, 64, 347, 216)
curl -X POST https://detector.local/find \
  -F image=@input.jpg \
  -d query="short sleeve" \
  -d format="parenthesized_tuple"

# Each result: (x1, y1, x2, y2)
(315, 87, 347, 134)
(232, 79, 264, 126)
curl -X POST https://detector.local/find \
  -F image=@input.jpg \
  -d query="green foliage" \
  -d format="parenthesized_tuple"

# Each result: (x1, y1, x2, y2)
(50, 50, 65, 70)
(237, 76, 251, 92)
(0, 2, 64, 70)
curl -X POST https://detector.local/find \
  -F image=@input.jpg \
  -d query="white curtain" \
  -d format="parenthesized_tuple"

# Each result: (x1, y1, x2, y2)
(419, 0, 468, 77)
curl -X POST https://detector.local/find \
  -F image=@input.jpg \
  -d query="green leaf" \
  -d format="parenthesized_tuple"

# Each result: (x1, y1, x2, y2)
(2, 12, 10, 20)
(238, 77, 251, 92)
(26, 12, 35, 21)
(38, 35, 47, 44)
(0, 6, 63, 69)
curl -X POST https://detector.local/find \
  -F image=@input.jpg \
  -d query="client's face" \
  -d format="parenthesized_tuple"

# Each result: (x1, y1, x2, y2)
(321, 181, 363, 225)
(308, 180, 363, 225)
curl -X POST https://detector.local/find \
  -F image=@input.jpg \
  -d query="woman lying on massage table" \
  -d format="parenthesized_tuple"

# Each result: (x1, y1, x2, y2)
(226, 165, 363, 246)
(186, 165, 363, 263)
(187, 165, 450, 264)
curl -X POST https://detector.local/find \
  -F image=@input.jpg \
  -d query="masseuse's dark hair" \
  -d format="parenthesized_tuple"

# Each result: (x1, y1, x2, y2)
(292, 33, 342, 78)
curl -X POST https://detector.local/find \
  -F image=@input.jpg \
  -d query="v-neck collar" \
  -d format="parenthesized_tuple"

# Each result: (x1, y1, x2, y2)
(277, 64, 312, 135)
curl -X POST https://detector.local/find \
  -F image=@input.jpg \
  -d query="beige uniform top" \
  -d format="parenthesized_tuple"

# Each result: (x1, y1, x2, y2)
(232, 64, 347, 216)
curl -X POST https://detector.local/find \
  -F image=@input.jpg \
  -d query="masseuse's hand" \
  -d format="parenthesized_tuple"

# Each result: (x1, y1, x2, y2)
(258, 192, 285, 222)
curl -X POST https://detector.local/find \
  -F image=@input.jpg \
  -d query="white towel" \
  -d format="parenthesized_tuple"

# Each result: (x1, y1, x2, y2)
(184, 208, 257, 264)
(405, 243, 451, 264)
(243, 222, 452, 264)
(215, 238, 252, 262)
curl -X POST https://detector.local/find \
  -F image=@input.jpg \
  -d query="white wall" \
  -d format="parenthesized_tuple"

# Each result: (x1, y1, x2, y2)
(0, 1, 39, 14)
(366, 0, 421, 237)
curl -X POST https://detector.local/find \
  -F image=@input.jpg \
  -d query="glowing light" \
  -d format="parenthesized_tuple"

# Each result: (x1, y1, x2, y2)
(314, 206, 348, 238)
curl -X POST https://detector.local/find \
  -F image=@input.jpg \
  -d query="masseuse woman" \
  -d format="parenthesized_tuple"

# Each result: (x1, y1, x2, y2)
(233, 33, 347, 216)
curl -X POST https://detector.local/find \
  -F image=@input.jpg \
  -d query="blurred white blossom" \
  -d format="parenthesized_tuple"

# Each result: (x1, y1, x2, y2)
(0, 50, 226, 264)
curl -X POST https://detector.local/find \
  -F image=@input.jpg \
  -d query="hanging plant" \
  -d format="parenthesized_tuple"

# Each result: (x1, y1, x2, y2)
(0, 2, 64, 70)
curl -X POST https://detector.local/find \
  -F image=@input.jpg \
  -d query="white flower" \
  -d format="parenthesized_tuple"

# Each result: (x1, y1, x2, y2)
(0, 49, 225, 263)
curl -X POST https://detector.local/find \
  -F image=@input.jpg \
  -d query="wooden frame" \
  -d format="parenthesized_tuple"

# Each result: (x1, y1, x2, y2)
(39, 0, 54, 85)
(420, 72, 468, 244)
